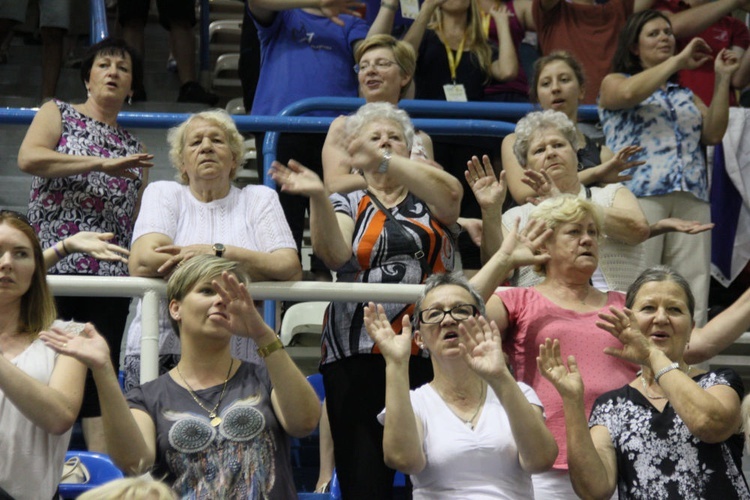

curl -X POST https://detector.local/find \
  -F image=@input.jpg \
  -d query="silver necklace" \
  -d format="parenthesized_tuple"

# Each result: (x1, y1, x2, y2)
(176, 358, 234, 427)
(438, 383, 486, 430)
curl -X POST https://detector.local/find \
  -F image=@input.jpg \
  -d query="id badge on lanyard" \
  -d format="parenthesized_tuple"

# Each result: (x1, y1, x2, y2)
(443, 34, 468, 102)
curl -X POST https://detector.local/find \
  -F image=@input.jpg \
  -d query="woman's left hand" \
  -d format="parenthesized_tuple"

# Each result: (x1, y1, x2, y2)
(489, 3, 512, 22)
(595, 145, 645, 185)
(346, 134, 385, 173)
(715, 47, 740, 76)
(596, 306, 652, 366)
(521, 169, 560, 205)
(211, 271, 267, 339)
(459, 316, 510, 381)
(39, 323, 111, 370)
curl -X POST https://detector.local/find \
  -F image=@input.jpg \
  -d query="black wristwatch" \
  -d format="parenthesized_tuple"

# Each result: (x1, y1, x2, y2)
(212, 243, 225, 258)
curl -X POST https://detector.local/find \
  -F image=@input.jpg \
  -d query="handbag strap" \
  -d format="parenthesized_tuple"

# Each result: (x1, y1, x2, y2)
(366, 190, 432, 279)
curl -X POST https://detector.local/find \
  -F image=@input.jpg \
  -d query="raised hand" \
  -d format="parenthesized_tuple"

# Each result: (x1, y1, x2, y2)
(364, 303, 413, 364)
(521, 169, 560, 205)
(489, 2, 512, 22)
(99, 153, 154, 179)
(459, 316, 509, 381)
(499, 216, 552, 269)
(677, 37, 713, 71)
(536, 338, 584, 400)
(715, 47, 740, 77)
(39, 323, 111, 370)
(346, 134, 385, 174)
(211, 271, 267, 339)
(65, 231, 129, 263)
(594, 145, 645, 185)
(270, 159, 326, 198)
(596, 306, 652, 366)
(465, 155, 506, 210)
(320, 0, 365, 26)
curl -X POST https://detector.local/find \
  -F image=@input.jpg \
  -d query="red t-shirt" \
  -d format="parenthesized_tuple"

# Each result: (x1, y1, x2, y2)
(656, 0, 750, 105)
(532, 0, 634, 104)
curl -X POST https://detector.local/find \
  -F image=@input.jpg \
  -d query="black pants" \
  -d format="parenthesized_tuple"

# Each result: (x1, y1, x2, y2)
(55, 295, 130, 417)
(321, 354, 433, 500)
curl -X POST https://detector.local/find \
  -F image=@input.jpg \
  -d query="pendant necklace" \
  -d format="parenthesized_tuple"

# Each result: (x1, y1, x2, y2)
(177, 358, 234, 427)
(438, 383, 486, 430)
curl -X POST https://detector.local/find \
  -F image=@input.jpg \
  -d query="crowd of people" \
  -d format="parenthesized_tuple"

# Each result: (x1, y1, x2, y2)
(3, 0, 750, 498)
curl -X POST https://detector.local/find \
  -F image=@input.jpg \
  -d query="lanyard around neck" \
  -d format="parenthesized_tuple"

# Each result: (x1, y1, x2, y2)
(481, 12, 491, 37)
(443, 33, 467, 83)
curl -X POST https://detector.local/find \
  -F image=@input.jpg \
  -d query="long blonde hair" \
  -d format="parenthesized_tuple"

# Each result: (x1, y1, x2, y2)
(430, 0, 494, 82)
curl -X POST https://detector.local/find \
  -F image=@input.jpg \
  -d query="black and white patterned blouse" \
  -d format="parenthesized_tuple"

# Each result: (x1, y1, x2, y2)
(27, 100, 144, 277)
(589, 368, 749, 499)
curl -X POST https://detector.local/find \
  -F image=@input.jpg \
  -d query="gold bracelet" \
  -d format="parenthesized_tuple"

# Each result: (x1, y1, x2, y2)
(257, 337, 284, 358)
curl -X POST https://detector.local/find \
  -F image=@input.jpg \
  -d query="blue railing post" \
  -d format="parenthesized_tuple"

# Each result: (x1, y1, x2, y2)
(89, 0, 109, 44)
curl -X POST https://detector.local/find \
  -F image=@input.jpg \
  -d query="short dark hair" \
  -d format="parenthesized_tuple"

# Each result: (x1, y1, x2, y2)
(80, 38, 143, 92)
(625, 266, 695, 319)
(414, 272, 486, 325)
(611, 10, 673, 76)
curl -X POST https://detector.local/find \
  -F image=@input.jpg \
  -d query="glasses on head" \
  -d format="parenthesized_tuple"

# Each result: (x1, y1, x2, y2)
(419, 304, 479, 324)
(0, 210, 31, 227)
(354, 59, 398, 74)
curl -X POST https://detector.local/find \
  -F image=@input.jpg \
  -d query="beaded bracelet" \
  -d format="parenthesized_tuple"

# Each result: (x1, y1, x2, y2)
(654, 362, 680, 383)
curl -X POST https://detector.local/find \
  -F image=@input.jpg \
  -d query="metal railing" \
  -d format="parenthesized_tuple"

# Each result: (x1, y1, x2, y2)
(89, 0, 108, 44)
(1, 97, 595, 384)
(48, 276, 424, 383)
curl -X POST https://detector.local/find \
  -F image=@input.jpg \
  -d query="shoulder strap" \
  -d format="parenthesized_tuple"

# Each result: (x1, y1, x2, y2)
(366, 190, 432, 279)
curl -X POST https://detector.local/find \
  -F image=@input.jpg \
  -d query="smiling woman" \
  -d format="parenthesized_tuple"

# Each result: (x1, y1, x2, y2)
(538, 266, 750, 499)
(123, 110, 301, 392)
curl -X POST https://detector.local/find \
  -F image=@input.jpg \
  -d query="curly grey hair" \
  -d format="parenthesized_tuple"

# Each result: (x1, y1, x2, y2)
(512, 110, 580, 167)
(344, 102, 415, 152)
(167, 109, 246, 184)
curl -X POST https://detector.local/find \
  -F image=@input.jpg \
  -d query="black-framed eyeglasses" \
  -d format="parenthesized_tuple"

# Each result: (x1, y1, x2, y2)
(353, 59, 398, 74)
(0, 210, 31, 227)
(419, 304, 478, 324)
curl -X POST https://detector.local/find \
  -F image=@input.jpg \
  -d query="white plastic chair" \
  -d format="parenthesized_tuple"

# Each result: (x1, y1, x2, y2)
(280, 301, 329, 346)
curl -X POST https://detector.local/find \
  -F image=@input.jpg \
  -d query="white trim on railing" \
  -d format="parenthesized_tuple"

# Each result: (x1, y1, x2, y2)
(47, 276, 425, 383)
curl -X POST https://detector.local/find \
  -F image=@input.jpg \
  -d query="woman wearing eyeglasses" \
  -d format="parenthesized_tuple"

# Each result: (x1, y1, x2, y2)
(364, 269, 556, 497)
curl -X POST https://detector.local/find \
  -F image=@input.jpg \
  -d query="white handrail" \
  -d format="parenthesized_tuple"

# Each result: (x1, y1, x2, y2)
(47, 276, 426, 383)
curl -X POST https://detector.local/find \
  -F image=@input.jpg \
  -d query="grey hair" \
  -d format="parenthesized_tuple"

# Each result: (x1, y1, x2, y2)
(625, 265, 696, 319)
(414, 272, 486, 324)
(344, 102, 415, 152)
(167, 109, 246, 184)
(166, 255, 251, 335)
(512, 110, 580, 167)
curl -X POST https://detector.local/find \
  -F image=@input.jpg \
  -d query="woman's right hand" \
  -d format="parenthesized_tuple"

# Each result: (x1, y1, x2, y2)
(39, 323, 112, 371)
(465, 155, 506, 210)
(537, 338, 584, 400)
(99, 153, 154, 179)
(270, 160, 326, 198)
(675, 37, 713, 71)
(364, 303, 413, 365)
(591, 145, 645, 185)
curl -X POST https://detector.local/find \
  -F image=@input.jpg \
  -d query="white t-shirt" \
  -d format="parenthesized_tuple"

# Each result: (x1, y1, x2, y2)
(0, 325, 73, 500)
(125, 181, 297, 361)
(379, 381, 542, 499)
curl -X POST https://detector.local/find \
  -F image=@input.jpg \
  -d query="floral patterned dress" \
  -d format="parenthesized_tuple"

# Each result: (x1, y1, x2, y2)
(589, 368, 749, 499)
(27, 99, 144, 277)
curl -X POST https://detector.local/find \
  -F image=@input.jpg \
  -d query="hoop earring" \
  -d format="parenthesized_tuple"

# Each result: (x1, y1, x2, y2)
(127, 94, 133, 106)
